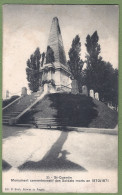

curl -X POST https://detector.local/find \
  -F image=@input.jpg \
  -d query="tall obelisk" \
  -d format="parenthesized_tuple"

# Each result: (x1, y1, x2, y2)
(41, 17, 71, 92)
(47, 17, 67, 66)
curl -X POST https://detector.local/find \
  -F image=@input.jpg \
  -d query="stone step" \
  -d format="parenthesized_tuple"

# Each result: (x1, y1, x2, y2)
(2, 116, 10, 120)
(16, 124, 33, 127)
(13, 102, 36, 109)
(2, 91, 44, 125)
(2, 119, 9, 122)
(3, 115, 13, 119)
(11, 112, 21, 114)
(35, 118, 69, 122)
(4, 111, 21, 114)
(3, 114, 19, 117)
(3, 112, 21, 115)
(35, 122, 58, 125)
(2, 121, 9, 125)
(33, 119, 67, 125)
(4, 112, 21, 115)
(3, 117, 9, 120)
(35, 125, 59, 129)
(35, 118, 57, 121)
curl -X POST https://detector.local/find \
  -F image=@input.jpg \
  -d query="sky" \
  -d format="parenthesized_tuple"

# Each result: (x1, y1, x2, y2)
(2, 4, 119, 98)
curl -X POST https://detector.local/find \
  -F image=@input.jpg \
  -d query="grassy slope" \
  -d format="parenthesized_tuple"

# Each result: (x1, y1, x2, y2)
(89, 99, 118, 128)
(20, 93, 118, 129)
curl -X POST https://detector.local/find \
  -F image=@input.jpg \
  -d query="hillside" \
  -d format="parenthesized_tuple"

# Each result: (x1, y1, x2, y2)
(19, 93, 118, 129)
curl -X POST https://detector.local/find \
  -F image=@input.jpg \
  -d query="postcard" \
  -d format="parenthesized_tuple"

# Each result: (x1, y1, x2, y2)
(2, 4, 118, 193)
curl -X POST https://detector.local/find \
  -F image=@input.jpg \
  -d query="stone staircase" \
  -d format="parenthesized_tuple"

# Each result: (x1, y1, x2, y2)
(2, 90, 44, 125)
(32, 117, 70, 129)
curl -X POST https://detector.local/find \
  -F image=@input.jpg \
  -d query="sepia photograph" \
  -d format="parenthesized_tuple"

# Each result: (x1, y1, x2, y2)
(2, 4, 118, 193)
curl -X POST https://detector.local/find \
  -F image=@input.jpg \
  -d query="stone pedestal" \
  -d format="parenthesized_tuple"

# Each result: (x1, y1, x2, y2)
(21, 87, 27, 96)
(95, 92, 99, 100)
(6, 90, 9, 99)
(82, 85, 88, 96)
(44, 84, 49, 93)
(90, 89, 94, 98)
(71, 80, 79, 94)
(48, 83, 56, 93)
(9, 118, 16, 125)
(44, 83, 56, 94)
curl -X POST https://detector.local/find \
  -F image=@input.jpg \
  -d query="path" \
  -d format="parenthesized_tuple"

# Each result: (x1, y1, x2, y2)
(2, 125, 117, 171)
(2, 125, 118, 193)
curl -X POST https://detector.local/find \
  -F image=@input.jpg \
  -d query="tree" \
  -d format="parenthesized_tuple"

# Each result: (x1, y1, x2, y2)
(84, 31, 118, 107)
(26, 48, 41, 92)
(99, 62, 118, 107)
(84, 31, 102, 92)
(41, 52, 45, 67)
(68, 35, 84, 91)
(111, 68, 118, 109)
(46, 46, 55, 64)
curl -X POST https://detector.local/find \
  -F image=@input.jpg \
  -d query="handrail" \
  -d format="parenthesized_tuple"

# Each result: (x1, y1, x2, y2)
(14, 91, 46, 123)
(61, 85, 71, 89)
(56, 84, 71, 90)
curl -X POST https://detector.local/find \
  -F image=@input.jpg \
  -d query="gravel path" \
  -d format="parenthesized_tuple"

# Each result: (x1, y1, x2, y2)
(2, 125, 118, 193)
(2, 125, 118, 170)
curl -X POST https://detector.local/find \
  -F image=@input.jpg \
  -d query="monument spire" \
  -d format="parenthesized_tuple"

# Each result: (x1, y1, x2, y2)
(47, 17, 67, 65)
(40, 17, 71, 92)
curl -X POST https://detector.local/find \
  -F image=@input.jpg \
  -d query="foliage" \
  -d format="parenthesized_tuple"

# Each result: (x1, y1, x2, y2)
(83, 30, 118, 107)
(19, 93, 117, 128)
(68, 35, 84, 92)
(111, 68, 118, 108)
(26, 48, 41, 92)
(84, 31, 102, 92)
(46, 46, 55, 64)
(98, 62, 118, 107)
(41, 52, 45, 67)
(85, 31, 101, 61)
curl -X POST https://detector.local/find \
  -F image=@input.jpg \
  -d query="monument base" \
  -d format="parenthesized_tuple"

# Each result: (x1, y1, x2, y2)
(40, 62, 72, 93)
(44, 83, 56, 94)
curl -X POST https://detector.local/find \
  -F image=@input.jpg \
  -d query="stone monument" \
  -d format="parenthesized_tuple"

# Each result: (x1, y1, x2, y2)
(6, 90, 9, 99)
(82, 85, 88, 96)
(21, 87, 27, 96)
(71, 80, 79, 94)
(40, 17, 71, 92)
(95, 92, 99, 100)
(90, 89, 94, 98)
